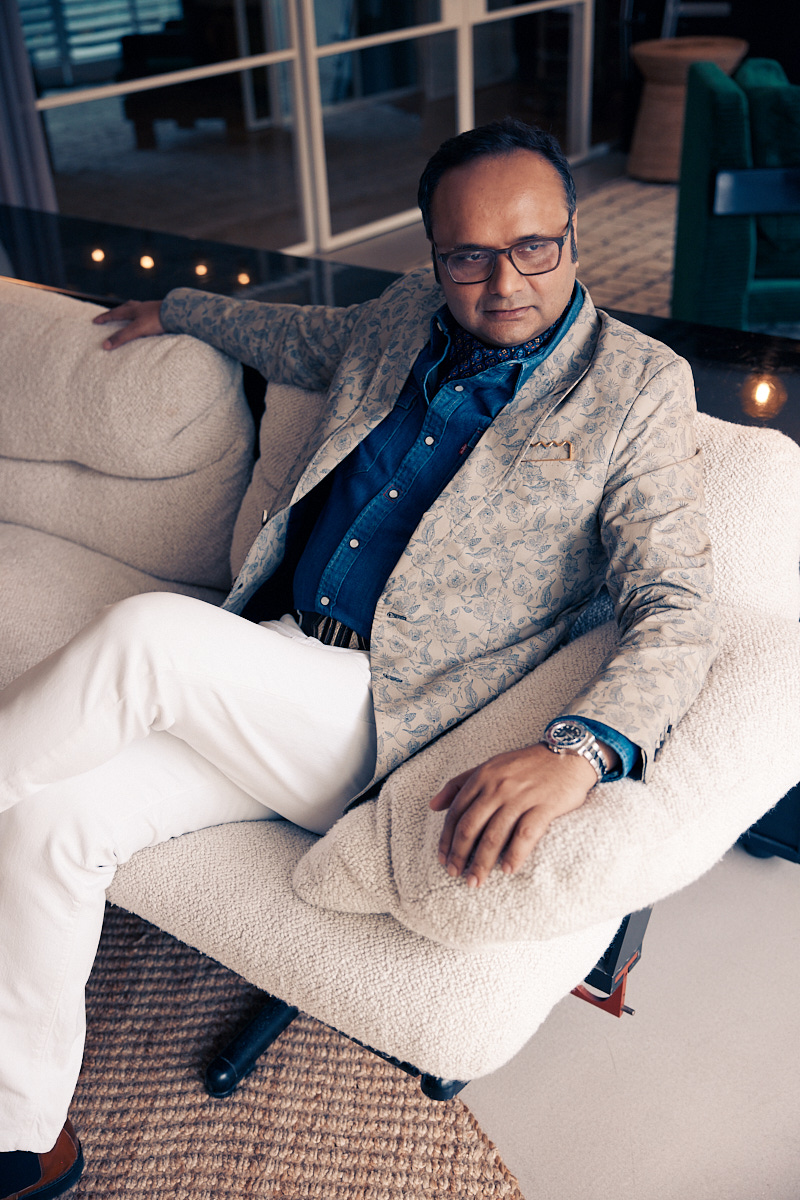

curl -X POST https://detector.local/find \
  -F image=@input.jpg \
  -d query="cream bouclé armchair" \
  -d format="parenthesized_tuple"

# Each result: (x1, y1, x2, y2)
(1, 277, 799, 1094)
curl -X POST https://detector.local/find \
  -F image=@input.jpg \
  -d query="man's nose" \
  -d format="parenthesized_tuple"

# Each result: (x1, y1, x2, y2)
(488, 251, 524, 295)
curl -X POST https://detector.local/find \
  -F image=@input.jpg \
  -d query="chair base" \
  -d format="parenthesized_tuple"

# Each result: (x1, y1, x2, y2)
(205, 996, 469, 1102)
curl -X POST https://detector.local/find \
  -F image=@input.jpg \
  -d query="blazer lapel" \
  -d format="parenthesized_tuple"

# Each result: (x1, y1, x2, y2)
(288, 300, 435, 503)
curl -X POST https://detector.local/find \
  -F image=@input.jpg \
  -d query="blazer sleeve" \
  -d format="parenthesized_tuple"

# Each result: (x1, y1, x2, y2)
(564, 354, 721, 778)
(160, 287, 375, 391)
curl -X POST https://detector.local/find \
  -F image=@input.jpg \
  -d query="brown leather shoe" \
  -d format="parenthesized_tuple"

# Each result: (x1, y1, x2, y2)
(0, 1120, 83, 1200)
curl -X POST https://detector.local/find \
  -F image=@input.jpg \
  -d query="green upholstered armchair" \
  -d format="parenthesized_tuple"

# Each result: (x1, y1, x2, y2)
(672, 58, 800, 330)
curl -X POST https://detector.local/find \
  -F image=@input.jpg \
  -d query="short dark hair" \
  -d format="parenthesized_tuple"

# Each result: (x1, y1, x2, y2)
(417, 118, 578, 261)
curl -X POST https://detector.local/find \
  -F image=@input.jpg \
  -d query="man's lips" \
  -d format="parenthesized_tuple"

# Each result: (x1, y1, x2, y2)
(483, 306, 531, 319)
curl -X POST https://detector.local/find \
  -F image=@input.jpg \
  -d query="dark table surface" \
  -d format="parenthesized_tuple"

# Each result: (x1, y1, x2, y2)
(2, 202, 799, 445)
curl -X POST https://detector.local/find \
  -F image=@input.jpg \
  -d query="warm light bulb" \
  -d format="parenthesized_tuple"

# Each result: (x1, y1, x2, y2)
(195, 263, 208, 277)
(740, 373, 788, 419)
(237, 272, 251, 286)
(140, 255, 155, 270)
(91, 248, 105, 263)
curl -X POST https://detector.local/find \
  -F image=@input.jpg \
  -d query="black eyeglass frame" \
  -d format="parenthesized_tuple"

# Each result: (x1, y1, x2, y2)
(435, 219, 573, 285)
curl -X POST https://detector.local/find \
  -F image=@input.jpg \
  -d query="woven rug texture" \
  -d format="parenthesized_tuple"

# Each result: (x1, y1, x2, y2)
(64, 905, 523, 1200)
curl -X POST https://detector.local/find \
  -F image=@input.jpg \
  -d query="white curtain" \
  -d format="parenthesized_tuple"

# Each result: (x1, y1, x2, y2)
(0, 2, 58, 211)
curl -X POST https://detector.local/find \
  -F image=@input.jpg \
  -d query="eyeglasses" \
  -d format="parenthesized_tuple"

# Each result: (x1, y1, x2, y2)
(436, 220, 572, 285)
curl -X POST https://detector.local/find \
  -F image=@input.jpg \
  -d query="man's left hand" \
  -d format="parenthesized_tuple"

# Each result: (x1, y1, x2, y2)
(429, 743, 603, 888)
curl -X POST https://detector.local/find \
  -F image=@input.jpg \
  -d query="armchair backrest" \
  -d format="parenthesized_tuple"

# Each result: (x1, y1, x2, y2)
(672, 61, 754, 327)
(0, 280, 255, 588)
(735, 58, 800, 281)
(673, 57, 800, 329)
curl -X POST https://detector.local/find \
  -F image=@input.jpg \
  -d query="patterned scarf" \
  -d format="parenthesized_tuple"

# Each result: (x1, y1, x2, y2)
(438, 310, 565, 387)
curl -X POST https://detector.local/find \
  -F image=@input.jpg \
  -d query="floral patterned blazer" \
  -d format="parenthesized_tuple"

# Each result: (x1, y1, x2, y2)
(162, 268, 719, 785)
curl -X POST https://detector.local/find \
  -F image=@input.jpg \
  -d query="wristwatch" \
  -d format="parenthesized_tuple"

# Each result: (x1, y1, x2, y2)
(542, 718, 611, 783)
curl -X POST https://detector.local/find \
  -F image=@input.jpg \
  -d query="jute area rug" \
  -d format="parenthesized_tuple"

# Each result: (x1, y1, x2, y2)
(64, 904, 524, 1199)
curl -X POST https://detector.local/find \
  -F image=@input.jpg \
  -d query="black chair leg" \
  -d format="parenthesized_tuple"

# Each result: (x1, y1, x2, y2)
(205, 995, 298, 1097)
(420, 1074, 469, 1101)
(204, 996, 469, 1101)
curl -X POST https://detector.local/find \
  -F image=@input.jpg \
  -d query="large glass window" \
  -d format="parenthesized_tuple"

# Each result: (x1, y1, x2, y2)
(20, 0, 290, 90)
(42, 63, 304, 249)
(17, 0, 595, 253)
(313, 0, 440, 46)
(321, 32, 456, 236)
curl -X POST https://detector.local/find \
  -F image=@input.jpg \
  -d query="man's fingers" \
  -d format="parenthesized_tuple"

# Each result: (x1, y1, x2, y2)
(429, 768, 474, 811)
(496, 807, 555, 876)
(437, 770, 502, 875)
(97, 321, 151, 350)
(92, 301, 139, 325)
(92, 300, 165, 349)
(431, 745, 598, 886)
(447, 801, 555, 888)
(448, 805, 519, 886)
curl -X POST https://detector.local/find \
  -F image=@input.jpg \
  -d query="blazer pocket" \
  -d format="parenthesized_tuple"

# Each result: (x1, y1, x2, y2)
(517, 459, 586, 483)
(523, 439, 575, 462)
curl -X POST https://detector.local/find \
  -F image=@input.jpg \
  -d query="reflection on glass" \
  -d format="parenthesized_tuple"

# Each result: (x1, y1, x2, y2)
(472, 13, 570, 151)
(42, 63, 304, 251)
(740, 373, 789, 419)
(140, 255, 155, 268)
(21, 0, 290, 92)
(321, 32, 456, 236)
(313, 0, 440, 47)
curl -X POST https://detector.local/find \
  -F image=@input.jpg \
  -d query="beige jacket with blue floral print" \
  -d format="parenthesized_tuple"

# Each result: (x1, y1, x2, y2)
(162, 268, 719, 784)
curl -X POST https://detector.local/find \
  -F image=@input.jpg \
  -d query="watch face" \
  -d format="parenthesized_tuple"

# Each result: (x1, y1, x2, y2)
(547, 720, 589, 750)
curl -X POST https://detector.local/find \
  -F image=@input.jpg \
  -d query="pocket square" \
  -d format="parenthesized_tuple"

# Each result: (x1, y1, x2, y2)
(524, 439, 573, 461)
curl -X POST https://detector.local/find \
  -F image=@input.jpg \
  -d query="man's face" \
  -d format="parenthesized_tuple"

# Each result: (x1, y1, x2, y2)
(429, 150, 578, 347)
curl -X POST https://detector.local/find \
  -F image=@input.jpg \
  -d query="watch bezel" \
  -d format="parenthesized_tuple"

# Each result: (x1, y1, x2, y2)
(544, 719, 594, 753)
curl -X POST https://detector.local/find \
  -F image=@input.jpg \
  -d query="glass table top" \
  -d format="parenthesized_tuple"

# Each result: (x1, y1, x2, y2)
(0, 203, 398, 310)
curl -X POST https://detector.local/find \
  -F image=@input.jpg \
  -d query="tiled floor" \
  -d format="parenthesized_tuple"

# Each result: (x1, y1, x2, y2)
(572, 176, 676, 317)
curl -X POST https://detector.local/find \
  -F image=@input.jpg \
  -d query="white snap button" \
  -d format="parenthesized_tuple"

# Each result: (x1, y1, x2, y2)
(349, 538, 359, 548)
(388, 489, 399, 499)
(320, 596, 330, 606)
(424, 436, 435, 446)
(454, 384, 464, 392)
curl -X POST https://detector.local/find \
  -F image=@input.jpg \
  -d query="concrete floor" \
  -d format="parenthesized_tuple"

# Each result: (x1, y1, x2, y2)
(464, 846, 800, 1199)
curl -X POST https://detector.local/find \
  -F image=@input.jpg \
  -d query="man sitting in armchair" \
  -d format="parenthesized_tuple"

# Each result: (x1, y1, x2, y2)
(0, 118, 717, 1199)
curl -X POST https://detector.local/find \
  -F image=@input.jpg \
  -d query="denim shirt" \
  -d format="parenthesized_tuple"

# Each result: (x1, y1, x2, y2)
(289, 288, 636, 778)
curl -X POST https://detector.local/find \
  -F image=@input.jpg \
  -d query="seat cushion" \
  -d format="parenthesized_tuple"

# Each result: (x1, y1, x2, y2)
(108, 817, 620, 1081)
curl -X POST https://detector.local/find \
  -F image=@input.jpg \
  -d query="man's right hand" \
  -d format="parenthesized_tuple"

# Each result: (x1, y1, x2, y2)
(93, 299, 165, 350)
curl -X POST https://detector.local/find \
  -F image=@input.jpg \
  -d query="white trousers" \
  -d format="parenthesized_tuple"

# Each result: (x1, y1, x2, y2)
(0, 592, 377, 1152)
